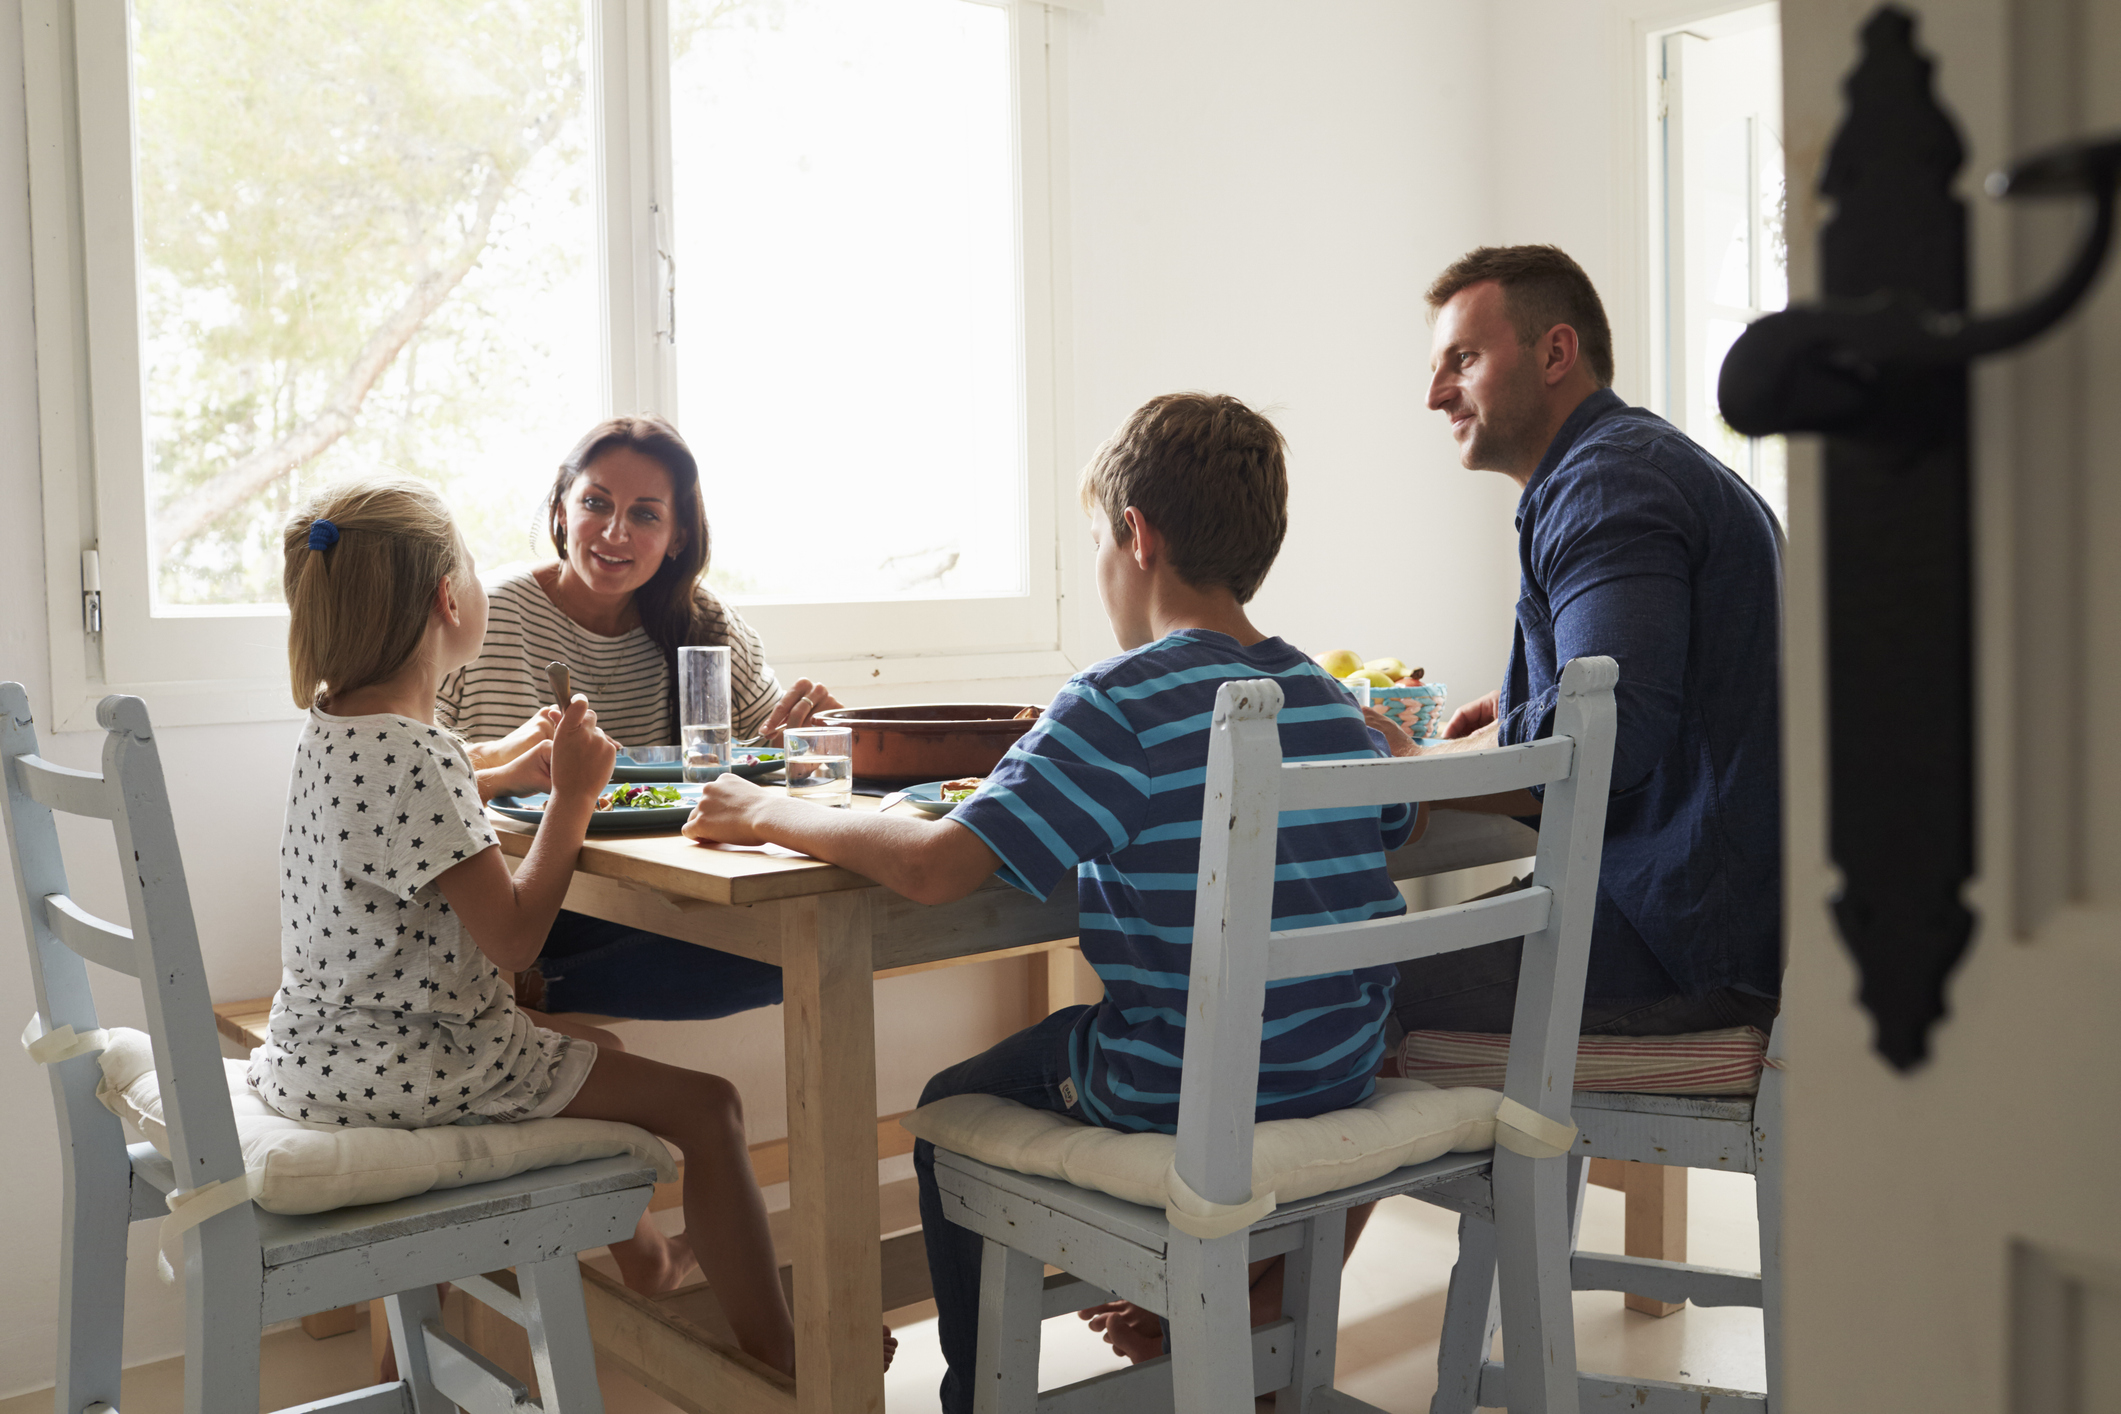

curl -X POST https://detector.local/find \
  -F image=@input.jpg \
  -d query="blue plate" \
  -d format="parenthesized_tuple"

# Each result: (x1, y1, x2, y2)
(900, 780, 984, 818)
(491, 783, 703, 833)
(611, 749, 784, 783)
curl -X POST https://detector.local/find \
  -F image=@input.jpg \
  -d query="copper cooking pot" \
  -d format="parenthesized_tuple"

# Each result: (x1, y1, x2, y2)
(812, 703, 1043, 785)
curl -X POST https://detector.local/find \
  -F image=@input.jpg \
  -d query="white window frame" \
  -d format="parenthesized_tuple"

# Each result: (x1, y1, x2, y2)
(1638, 0, 1785, 505)
(25, 0, 1081, 732)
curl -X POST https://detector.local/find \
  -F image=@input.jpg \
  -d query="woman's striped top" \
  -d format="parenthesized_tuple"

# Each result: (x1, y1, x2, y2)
(948, 629, 1415, 1134)
(437, 566, 781, 749)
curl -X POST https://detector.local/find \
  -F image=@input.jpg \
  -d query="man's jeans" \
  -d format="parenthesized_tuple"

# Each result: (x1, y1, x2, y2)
(914, 1006, 1088, 1414)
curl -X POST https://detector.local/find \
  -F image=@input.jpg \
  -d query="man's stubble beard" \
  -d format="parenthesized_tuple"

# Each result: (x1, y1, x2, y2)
(1461, 356, 1549, 474)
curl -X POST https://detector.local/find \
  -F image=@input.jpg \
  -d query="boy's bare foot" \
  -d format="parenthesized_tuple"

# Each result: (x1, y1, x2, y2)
(1077, 1301, 1164, 1363)
(884, 1325, 899, 1371)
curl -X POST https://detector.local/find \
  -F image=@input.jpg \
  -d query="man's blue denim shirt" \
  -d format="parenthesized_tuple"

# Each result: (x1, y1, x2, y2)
(1498, 388, 1784, 1001)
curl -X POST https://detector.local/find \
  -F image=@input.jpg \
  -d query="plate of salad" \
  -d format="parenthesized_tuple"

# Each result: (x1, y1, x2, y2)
(489, 781, 703, 833)
(611, 747, 785, 783)
(899, 777, 986, 818)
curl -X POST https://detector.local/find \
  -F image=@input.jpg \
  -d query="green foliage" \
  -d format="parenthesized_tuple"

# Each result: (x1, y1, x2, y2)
(139, 0, 587, 603)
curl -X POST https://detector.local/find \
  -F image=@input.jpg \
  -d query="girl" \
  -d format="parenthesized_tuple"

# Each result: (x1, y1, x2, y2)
(248, 475, 872, 1376)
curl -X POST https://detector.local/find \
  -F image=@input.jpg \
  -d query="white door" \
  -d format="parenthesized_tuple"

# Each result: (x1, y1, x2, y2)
(1777, 1, 2121, 1410)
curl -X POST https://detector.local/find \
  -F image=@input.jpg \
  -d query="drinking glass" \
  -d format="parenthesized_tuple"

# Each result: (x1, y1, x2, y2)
(679, 645, 732, 783)
(784, 724, 854, 807)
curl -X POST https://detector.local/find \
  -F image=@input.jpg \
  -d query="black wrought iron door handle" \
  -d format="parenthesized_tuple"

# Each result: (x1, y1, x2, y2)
(1721, 133, 2121, 437)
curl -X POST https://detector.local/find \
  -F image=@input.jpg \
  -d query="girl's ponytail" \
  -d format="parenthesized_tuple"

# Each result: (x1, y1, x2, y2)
(283, 477, 465, 709)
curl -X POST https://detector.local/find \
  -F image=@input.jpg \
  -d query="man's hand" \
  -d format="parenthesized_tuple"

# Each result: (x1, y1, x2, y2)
(759, 678, 844, 740)
(1443, 688, 1501, 740)
(1362, 707, 1421, 758)
(681, 774, 774, 847)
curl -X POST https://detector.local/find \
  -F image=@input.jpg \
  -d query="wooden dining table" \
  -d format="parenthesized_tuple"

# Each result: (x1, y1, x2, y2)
(489, 795, 1538, 1414)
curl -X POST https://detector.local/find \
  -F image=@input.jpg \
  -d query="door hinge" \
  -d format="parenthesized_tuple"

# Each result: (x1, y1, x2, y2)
(80, 547, 101, 635)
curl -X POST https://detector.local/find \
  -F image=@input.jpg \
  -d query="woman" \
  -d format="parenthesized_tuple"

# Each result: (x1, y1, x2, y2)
(439, 415, 838, 1020)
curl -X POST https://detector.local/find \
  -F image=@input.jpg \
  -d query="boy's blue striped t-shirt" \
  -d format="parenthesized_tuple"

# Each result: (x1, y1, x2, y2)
(950, 629, 1414, 1134)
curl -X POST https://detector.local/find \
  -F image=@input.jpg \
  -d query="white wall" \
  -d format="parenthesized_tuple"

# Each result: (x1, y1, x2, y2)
(0, 0, 1676, 1391)
(1057, 0, 1522, 692)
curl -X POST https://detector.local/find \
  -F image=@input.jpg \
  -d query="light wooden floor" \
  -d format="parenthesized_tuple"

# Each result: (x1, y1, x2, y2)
(0, 1170, 1764, 1413)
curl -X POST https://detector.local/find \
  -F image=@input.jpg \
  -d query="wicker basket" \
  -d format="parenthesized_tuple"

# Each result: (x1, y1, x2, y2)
(1369, 682, 1448, 740)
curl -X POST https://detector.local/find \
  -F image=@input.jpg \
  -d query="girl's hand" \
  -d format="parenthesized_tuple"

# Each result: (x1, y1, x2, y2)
(479, 739, 554, 802)
(681, 775, 772, 846)
(549, 695, 618, 804)
(1362, 706, 1420, 758)
(468, 705, 563, 769)
(759, 679, 843, 740)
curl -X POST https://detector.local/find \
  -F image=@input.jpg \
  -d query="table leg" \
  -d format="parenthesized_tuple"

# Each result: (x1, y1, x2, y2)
(781, 890, 886, 1414)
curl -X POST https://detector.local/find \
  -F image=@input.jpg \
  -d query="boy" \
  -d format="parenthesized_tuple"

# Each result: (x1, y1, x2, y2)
(681, 392, 1421, 1411)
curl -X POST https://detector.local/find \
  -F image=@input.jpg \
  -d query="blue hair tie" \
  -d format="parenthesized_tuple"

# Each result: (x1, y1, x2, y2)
(308, 518, 340, 552)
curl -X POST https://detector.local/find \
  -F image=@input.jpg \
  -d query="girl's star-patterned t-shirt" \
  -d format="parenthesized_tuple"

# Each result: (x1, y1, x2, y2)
(247, 709, 592, 1128)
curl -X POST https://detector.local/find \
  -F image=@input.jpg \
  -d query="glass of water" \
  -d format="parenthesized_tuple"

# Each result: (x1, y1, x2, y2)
(783, 723, 853, 807)
(679, 645, 732, 783)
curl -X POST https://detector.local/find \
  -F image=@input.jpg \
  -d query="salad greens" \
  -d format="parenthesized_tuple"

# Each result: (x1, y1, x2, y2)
(596, 783, 683, 810)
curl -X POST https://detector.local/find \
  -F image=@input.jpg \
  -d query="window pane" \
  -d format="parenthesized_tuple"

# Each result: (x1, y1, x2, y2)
(669, 0, 1025, 604)
(136, 0, 601, 609)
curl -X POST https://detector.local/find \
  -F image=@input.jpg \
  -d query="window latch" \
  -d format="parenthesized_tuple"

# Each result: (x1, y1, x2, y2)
(81, 548, 101, 635)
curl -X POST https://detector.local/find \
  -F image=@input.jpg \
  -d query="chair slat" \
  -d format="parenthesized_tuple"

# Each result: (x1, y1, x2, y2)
(1277, 737, 1574, 812)
(1264, 886, 1552, 982)
(14, 754, 118, 820)
(44, 895, 139, 976)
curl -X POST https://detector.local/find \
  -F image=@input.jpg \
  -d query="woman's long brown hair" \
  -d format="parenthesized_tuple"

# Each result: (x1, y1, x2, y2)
(547, 415, 718, 726)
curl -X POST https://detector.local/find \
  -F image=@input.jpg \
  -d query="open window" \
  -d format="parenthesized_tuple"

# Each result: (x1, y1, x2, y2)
(27, 0, 1074, 730)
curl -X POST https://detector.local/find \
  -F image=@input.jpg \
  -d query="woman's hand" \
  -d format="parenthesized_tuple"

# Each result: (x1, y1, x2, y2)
(1362, 706, 1420, 758)
(549, 695, 618, 804)
(681, 774, 773, 846)
(469, 705, 563, 769)
(1443, 688, 1501, 740)
(758, 678, 844, 740)
(477, 739, 554, 803)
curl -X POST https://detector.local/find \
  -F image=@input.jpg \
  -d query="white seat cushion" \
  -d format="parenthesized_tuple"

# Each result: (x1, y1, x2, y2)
(902, 1078, 1501, 1236)
(1401, 1026, 1769, 1095)
(95, 1027, 674, 1215)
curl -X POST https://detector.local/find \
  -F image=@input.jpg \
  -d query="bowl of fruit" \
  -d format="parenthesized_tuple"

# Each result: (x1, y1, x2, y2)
(1318, 650, 1448, 741)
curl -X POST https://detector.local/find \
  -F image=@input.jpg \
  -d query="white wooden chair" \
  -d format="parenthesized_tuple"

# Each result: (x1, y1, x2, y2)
(1429, 1016, 1786, 1412)
(930, 656, 1619, 1413)
(2, 684, 655, 1414)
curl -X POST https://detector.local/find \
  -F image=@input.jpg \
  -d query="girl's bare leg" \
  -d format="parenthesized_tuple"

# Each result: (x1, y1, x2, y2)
(530, 1014, 700, 1294)
(560, 1048, 797, 1375)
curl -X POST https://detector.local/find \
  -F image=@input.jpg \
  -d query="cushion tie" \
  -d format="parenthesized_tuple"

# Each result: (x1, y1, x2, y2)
(21, 1012, 111, 1066)
(156, 1168, 268, 1283)
(1493, 1096, 1578, 1159)
(1163, 1163, 1276, 1240)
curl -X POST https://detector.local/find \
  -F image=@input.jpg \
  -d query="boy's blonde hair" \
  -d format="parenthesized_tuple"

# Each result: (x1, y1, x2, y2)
(1079, 393, 1288, 604)
(283, 476, 466, 709)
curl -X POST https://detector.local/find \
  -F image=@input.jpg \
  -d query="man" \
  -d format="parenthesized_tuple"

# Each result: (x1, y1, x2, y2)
(1382, 245, 1783, 1039)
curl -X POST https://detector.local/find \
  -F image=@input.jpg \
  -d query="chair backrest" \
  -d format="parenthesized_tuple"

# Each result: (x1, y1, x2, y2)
(2, 683, 247, 1198)
(1173, 657, 1618, 1208)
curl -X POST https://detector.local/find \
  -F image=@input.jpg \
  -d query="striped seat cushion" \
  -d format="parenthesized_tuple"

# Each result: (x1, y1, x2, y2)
(1400, 1026, 1769, 1095)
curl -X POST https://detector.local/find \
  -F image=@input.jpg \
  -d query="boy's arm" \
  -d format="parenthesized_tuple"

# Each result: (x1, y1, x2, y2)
(682, 775, 1002, 905)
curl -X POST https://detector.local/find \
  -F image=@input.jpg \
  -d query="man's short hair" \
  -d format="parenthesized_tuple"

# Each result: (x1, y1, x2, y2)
(1426, 245, 1615, 388)
(1079, 393, 1288, 604)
